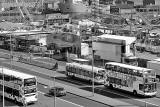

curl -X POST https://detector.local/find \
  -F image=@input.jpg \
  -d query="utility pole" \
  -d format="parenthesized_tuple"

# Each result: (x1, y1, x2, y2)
(53, 62, 58, 107)
(10, 34, 13, 69)
(2, 67, 4, 107)
(91, 34, 94, 96)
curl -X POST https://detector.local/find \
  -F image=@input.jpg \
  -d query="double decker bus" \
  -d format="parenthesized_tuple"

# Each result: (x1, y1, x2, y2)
(0, 67, 38, 105)
(66, 62, 106, 84)
(105, 62, 157, 97)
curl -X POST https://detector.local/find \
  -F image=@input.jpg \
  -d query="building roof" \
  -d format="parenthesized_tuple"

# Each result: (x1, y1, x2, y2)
(97, 34, 136, 45)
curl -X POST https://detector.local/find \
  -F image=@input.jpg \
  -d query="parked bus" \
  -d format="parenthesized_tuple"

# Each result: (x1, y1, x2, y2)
(105, 62, 157, 97)
(66, 62, 106, 84)
(0, 67, 38, 105)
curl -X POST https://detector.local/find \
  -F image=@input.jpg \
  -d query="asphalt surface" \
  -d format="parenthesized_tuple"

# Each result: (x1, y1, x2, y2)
(0, 92, 83, 107)
(1, 49, 160, 107)
(1, 58, 160, 107)
(0, 58, 110, 107)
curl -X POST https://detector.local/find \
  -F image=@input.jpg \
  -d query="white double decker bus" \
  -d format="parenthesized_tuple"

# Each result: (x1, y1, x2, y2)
(105, 62, 157, 97)
(0, 67, 38, 105)
(66, 62, 106, 84)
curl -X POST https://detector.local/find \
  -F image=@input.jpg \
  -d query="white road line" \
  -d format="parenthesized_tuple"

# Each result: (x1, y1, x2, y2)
(57, 97, 84, 107)
(97, 88, 160, 107)
(38, 91, 84, 107)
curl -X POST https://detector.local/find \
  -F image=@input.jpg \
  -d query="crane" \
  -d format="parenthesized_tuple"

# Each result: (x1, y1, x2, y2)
(15, 0, 33, 23)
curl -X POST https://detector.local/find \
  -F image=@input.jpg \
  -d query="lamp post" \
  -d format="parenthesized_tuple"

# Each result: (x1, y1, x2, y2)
(10, 34, 13, 69)
(53, 74, 56, 107)
(53, 62, 58, 107)
(91, 27, 95, 96)
(1, 67, 4, 107)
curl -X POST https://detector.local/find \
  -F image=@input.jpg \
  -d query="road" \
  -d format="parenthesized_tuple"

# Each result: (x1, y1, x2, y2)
(0, 92, 84, 107)
(1, 58, 160, 107)
(1, 49, 160, 107)
(0, 59, 109, 107)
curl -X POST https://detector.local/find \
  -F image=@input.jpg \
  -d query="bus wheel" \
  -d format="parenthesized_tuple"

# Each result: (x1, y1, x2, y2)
(133, 90, 137, 96)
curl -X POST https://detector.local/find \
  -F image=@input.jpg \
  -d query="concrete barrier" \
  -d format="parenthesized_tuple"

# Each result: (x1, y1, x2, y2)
(18, 56, 57, 70)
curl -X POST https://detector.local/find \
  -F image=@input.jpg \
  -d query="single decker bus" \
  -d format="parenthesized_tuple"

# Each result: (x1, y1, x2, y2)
(105, 62, 157, 97)
(66, 62, 106, 84)
(0, 67, 38, 105)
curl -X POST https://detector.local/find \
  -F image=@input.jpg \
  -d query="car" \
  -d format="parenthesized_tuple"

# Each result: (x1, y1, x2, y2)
(48, 86, 66, 97)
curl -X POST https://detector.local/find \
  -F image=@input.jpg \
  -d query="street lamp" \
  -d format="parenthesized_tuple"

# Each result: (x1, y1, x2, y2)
(9, 34, 13, 69)
(91, 27, 95, 96)
(0, 66, 5, 107)
(53, 62, 58, 107)
(53, 74, 56, 107)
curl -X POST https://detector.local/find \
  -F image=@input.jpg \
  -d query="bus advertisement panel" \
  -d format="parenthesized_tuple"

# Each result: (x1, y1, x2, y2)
(105, 62, 157, 97)
(0, 67, 38, 105)
(66, 62, 106, 84)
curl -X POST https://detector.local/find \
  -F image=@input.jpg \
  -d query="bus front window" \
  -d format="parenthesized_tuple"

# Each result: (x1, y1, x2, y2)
(95, 74, 104, 79)
(24, 88, 37, 94)
(144, 83, 157, 92)
(24, 78, 36, 86)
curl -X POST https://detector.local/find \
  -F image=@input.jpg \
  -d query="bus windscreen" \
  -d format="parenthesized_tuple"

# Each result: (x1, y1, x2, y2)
(24, 78, 36, 86)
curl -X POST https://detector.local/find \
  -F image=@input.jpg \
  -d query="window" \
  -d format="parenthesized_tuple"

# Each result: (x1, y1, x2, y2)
(66, 66, 69, 71)
(4, 75, 10, 81)
(84, 70, 89, 76)
(117, 66, 121, 72)
(109, 77, 115, 83)
(0, 73, 2, 80)
(24, 78, 36, 86)
(72, 67, 76, 73)
(12, 77, 22, 85)
(122, 68, 128, 74)
(112, 66, 117, 71)
(115, 78, 121, 85)
(24, 88, 36, 94)
(80, 69, 85, 76)
(129, 69, 133, 75)
(0, 84, 2, 91)
(105, 64, 111, 70)
(5, 86, 12, 94)
(136, 70, 142, 77)
(89, 72, 93, 78)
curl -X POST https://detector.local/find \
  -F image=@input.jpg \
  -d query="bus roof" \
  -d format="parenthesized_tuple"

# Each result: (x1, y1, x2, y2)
(67, 62, 105, 73)
(72, 58, 89, 62)
(0, 67, 36, 79)
(106, 62, 152, 71)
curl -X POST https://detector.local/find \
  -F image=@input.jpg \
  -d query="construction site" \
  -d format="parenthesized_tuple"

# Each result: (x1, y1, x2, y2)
(1, 0, 160, 67)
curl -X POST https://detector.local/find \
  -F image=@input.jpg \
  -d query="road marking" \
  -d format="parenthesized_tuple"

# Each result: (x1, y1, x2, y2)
(57, 97, 84, 107)
(38, 91, 84, 107)
(97, 88, 160, 107)
(0, 58, 7, 60)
